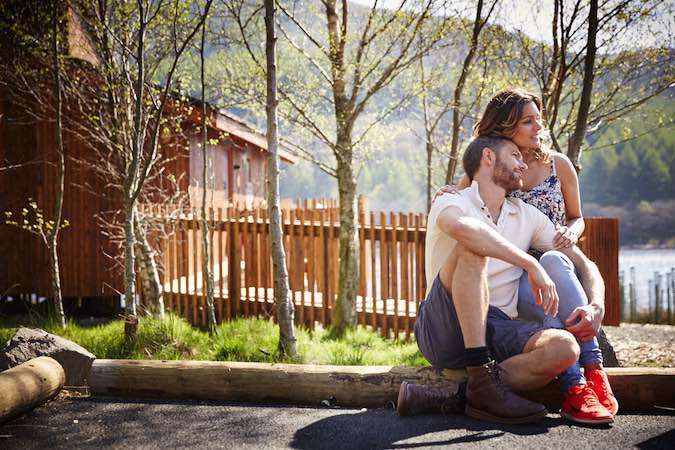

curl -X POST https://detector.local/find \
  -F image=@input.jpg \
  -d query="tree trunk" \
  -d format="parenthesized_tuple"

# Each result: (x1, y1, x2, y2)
(445, 0, 486, 184)
(0, 356, 65, 425)
(418, 52, 434, 214)
(543, 0, 561, 117)
(89, 360, 675, 411)
(426, 134, 433, 213)
(331, 152, 359, 336)
(133, 210, 163, 318)
(566, 0, 598, 171)
(265, 0, 296, 357)
(200, 4, 216, 335)
(122, 1, 147, 326)
(123, 200, 137, 318)
(49, 0, 65, 329)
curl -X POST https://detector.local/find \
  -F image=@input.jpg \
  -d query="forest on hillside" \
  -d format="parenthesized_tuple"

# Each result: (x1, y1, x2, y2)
(581, 97, 674, 246)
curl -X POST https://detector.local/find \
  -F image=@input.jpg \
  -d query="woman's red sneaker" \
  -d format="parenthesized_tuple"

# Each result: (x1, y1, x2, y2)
(586, 368, 619, 416)
(561, 384, 614, 424)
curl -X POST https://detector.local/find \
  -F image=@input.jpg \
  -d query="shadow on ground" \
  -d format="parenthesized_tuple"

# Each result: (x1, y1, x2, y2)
(290, 408, 568, 449)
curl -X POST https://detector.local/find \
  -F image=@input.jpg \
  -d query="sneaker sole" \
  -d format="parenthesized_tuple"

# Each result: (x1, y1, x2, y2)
(465, 405, 548, 424)
(560, 411, 614, 425)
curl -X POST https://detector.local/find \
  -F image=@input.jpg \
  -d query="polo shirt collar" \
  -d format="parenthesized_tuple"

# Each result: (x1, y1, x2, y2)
(466, 180, 518, 216)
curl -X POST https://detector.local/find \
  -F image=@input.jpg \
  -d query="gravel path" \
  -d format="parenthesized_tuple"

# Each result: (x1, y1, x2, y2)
(603, 323, 675, 367)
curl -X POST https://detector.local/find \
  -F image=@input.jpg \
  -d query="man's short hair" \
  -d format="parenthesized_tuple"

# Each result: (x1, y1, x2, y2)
(462, 135, 512, 180)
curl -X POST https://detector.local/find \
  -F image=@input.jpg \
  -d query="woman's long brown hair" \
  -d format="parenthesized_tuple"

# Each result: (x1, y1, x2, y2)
(473, 88, 551, 163)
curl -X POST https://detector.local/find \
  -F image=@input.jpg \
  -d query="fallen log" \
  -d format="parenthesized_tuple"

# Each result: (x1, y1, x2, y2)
(89, 360, 675, 412)
(0, 356, 65, 424)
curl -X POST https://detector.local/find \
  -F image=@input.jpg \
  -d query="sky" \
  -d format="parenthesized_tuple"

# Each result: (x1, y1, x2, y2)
(349, 0, 674, 51)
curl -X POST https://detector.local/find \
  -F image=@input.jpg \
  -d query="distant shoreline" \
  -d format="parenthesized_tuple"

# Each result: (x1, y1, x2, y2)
(620, 245, 675, 250)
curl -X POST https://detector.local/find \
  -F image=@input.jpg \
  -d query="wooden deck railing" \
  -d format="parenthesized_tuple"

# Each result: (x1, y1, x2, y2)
(142, 202, 620, 337)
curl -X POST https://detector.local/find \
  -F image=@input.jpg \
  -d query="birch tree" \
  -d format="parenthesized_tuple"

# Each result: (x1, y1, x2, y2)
(68, 0, 211, 323)
(199, 0, 217, 335)
(49, 0, 67, 328)
(265, 0, 297, 356)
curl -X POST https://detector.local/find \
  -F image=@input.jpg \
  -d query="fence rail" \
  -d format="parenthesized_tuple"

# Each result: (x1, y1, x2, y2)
(140, 202, 620, 337)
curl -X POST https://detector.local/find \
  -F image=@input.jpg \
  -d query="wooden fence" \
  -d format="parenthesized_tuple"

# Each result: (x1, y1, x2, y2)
(141, 202, 620, 338)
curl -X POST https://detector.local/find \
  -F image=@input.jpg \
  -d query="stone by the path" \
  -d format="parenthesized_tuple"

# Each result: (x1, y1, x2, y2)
(0, 328, 95, 386)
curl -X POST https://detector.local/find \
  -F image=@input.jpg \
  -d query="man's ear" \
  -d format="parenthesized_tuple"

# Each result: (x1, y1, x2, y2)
(482, 147, 495, 166)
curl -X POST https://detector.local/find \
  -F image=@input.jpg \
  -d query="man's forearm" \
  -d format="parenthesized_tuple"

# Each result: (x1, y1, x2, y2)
(570, 248, 605, 313)
(446, 216, 537, 271)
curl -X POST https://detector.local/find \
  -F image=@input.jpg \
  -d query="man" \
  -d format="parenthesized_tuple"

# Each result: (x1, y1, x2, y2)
(397, 135, 616, 424)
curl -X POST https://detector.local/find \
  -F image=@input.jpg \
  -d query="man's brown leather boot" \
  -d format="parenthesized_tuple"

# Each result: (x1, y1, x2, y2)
(397, 381, 465, 416)
(465, 360, 548, 424)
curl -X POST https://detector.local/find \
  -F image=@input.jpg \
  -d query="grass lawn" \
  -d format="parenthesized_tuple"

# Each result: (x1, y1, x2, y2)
(0, 313, 429, 367)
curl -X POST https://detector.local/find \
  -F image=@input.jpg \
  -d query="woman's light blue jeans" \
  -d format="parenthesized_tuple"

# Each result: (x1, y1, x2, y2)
(517, 250, 603, 391)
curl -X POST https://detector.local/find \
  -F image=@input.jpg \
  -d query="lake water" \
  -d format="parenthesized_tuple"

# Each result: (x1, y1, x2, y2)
(619, 248, 675, 311)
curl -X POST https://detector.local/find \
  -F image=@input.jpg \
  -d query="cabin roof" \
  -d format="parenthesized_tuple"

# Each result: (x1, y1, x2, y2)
(214, 109, 298, 164)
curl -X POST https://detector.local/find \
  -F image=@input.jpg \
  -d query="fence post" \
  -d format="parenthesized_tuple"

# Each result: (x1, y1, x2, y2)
(379, 211, 388, 338)
(217, 207, 224, 323)
(619, 270, 625, 323)
(369, 211, 377, 330)
(629, 266, 636, 322)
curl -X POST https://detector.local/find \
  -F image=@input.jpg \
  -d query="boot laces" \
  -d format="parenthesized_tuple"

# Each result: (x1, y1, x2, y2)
(440, 383, 465, 414)
(417, 385, 462, 414)
(485, 360, 509, 397)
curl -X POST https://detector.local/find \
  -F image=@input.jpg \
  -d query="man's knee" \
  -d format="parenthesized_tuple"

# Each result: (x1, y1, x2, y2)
(439, 244, 487, 289)
(538, 329, 580, 375)
(539, 250, 573, 272)
(454, 244, 488, 273)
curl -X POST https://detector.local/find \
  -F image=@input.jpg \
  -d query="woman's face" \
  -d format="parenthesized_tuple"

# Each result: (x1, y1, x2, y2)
(509, 101, 543, 150)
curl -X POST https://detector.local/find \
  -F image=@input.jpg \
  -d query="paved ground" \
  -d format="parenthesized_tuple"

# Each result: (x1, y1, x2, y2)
(1, 397, 673, 449)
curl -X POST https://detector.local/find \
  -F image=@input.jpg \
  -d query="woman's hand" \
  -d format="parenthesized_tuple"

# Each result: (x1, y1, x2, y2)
(553, 225, 578, 248)
(433, 184, 461, 202)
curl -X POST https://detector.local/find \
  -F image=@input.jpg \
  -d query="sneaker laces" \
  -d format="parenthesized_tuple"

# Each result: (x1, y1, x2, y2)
(577, 385, 603, 408)
(590, 373, 610, 395)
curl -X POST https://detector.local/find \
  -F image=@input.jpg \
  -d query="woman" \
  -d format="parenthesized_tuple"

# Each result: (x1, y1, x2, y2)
(438, 88, 618, 424)
(456, 88, 582, 249)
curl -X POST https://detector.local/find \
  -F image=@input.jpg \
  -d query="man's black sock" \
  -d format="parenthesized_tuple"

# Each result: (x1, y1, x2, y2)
(464, 346, 491, 367)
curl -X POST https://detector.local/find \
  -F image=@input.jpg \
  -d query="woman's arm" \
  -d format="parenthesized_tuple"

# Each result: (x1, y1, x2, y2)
(555, 153, 585, 246)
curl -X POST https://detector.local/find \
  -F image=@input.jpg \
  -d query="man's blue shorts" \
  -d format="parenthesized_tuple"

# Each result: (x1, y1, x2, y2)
(415, 276, 545, 368)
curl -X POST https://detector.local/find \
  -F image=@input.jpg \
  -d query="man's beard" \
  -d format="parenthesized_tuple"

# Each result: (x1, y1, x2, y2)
(492, 157, 523, 192)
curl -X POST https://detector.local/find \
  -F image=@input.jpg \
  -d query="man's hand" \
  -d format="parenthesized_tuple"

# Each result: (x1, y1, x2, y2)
(527, 263, 559, 317)
(565, 304, 603, 341)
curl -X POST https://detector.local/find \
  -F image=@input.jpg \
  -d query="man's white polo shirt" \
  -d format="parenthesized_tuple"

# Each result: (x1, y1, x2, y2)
(425, 180, 556, 318)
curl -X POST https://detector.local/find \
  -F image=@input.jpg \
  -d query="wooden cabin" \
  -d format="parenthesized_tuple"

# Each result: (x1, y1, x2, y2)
(0, 2, 296, 301)
(0, 90, 295, 300)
